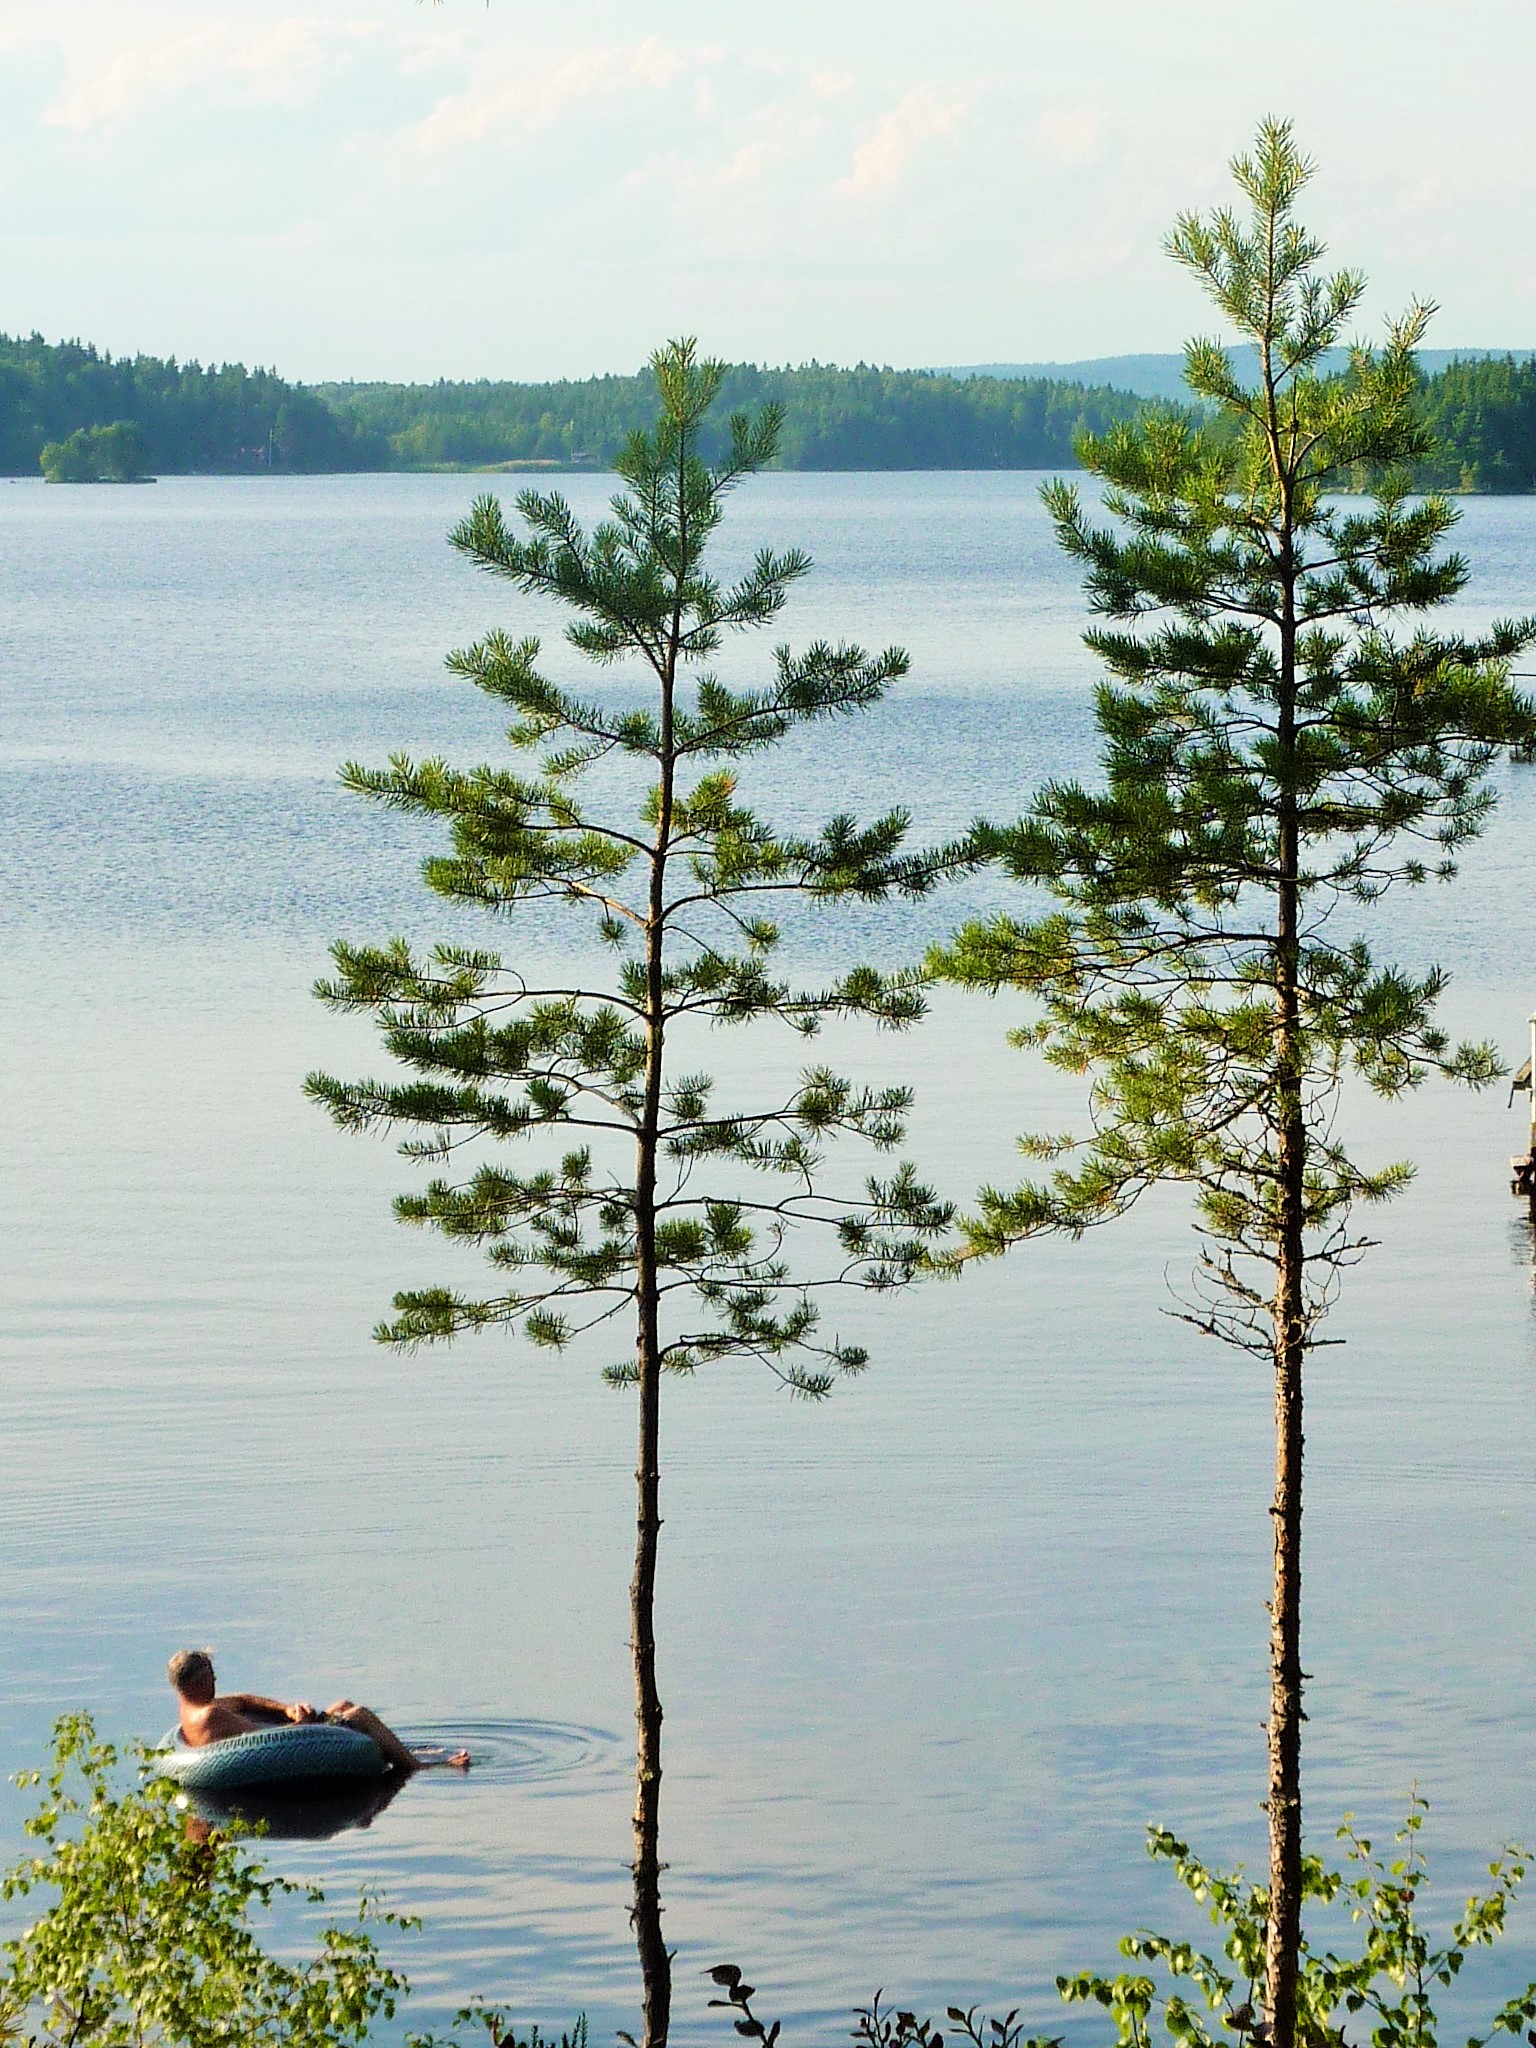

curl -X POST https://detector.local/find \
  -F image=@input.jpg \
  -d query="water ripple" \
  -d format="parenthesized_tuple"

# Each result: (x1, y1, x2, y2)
(402, 1718, 624, 1787)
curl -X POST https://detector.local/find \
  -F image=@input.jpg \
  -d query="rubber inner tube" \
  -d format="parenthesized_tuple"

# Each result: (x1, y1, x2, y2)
(153, 1723, 388, 1792)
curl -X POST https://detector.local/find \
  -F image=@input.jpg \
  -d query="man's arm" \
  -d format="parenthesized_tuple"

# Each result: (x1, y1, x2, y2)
(219, 1692, 318, 1723)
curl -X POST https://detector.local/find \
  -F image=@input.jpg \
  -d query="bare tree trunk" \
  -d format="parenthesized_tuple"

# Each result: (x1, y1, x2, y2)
(1265, 1110, 1305, 2048)
(1264, 483, 1304, 2048)
(630, 1271, 669, 2048)
(630, 558, 681, 2048)
(631, 1001, 671, 2046)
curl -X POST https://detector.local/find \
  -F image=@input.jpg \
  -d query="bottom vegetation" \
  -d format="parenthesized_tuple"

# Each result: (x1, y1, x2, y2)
(711, 1804, 1536, 2048)
(7, 1721, 1536, 2048)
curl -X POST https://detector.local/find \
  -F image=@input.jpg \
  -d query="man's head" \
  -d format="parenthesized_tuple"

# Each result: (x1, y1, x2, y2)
(168, 1648, 216, 1703)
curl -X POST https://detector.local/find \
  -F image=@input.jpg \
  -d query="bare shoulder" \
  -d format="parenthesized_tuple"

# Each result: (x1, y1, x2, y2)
(187, 1701, 257, 1746)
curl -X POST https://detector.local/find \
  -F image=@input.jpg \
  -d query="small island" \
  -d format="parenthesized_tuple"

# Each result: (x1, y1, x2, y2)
(40, 421, 154, 483)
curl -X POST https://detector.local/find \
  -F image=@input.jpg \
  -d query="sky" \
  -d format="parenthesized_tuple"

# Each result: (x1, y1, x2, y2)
(5, 0, 1536, 385)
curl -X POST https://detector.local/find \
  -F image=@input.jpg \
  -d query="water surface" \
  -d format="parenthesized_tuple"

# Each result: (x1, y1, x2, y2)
(3, 472, 1535, 2042)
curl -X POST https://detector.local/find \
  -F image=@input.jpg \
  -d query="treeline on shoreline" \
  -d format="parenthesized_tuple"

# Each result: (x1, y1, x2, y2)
(9, 328, 1536, 487)
(0, 334, 382, 477)
(317, 360, 1148, 470)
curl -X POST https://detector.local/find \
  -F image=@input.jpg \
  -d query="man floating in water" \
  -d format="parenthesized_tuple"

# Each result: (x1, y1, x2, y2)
(168, 1648, 470, 1772)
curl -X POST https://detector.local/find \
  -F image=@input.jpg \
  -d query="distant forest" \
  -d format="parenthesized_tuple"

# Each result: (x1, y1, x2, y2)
(318, 362, 1148, 471)
(8, 330, 1536, 488)
(0, 334, 383, 476)
(1414, 355, 1536, 490)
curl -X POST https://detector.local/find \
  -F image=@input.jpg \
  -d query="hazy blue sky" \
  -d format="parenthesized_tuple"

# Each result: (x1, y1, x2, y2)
(6, 0, 1534, 383)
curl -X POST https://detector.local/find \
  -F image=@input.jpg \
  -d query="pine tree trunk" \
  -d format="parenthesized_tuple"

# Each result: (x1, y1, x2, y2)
(1265, 1120, 1305, 2048)
(630, 1272, 669, 2048)
(630, 582, 679, 2048)
(1265, 496, 1304, 2048)
(631, 1036, 671, 2045)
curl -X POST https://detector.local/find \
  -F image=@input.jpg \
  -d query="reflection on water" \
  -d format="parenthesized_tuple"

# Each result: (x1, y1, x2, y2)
(1508, 1211, 1536, 1291)
(183, 1770, 412, 1841)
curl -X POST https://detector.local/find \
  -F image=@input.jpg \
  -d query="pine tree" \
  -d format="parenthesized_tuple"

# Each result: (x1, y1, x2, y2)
(932, 122, 1536, 2048)
(307, 340, 951, 2048)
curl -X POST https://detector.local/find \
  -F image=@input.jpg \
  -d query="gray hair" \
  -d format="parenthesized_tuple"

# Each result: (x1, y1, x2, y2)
(167, 1647, 214, 1694)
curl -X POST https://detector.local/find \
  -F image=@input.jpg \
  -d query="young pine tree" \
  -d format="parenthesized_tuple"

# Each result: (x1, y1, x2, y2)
(932, 122, 1536, 2048)
(307, 340, 950, 2048)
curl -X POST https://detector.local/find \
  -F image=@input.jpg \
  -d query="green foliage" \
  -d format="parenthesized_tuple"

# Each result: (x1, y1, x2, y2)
(0, 1714, 409, 2047)
(311, 334, 955, 2048)
(1414, 356, 1536, 492)
(308, 337, 950, 1391)
(708, 1809, 1536, 2048)
(408, 2002, 589, 2048)
(707, 1967, 1057, 2048)
(1058, 1804, 1536, 2048)
(930, 118, 1536, 2046)
(40, 421, 150, 483)
(316, 361, 1152, 473)
(931, 119, 1536, 1331)
(1, 332, 383, 477)
(706, 1963, 784, 2046)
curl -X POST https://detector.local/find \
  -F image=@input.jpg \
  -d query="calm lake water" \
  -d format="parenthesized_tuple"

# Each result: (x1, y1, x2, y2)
(3, 470, 1536, 2043)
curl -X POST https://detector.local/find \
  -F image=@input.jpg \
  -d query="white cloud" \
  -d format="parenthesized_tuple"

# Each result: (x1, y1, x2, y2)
(837, 85, 969, 196)
(718, 95, 835, 188)
(410, 36, 719, 155)
(44, 17, 378, 132)
(1037, 106, 1099, 163)
(11, 0, 1536, 379)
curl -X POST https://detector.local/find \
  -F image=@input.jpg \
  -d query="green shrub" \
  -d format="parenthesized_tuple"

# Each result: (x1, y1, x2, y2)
(0, 1713, 409, 2046)
(407, 2003, 588, 2048)
(39, 421, 149, 482)
(1058, 1802, 1536, 2048)
(711, 1804, 1536, 2048)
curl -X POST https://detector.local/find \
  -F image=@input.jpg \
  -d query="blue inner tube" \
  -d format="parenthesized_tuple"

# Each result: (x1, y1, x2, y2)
(154, 1723, 388, 1792)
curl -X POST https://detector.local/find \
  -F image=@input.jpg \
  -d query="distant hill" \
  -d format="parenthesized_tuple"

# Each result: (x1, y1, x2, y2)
(941, 347, 1536, 402)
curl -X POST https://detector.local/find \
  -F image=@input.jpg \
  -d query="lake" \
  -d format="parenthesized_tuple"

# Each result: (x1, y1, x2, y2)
(2, 470, 1535, 2043)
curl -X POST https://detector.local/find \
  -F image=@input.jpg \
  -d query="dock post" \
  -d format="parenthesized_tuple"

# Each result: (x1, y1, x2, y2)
(1514, 1012, 1536, 1214)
